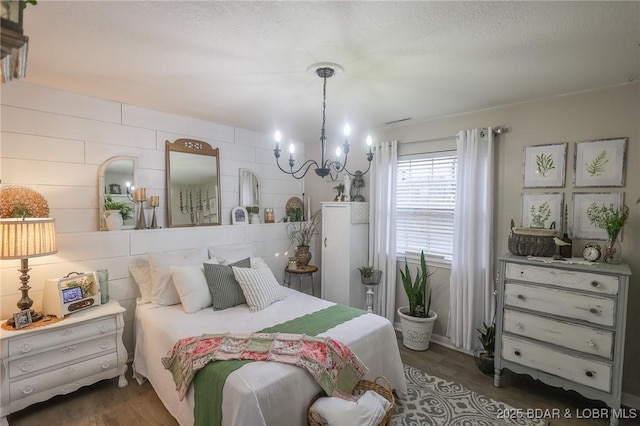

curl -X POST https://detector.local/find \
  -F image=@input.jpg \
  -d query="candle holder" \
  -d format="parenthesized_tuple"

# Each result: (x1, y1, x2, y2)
(149, 196, 160, 229)
(133, 188, 147, 230)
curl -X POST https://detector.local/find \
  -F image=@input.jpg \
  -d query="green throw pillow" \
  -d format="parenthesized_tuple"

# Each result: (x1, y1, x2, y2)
(204, 257, 251, 310)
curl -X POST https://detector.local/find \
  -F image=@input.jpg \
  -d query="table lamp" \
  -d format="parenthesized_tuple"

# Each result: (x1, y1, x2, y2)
(0, 217, 57, 326)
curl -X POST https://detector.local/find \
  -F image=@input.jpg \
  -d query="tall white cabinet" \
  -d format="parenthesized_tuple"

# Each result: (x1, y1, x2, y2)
(321, 202, 369, 309)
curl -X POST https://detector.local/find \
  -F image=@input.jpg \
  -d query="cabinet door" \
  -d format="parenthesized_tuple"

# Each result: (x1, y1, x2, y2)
(321, 204, 350, 304)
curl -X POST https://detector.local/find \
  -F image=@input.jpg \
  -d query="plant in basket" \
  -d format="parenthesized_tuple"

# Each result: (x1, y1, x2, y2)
(473, 321, 495, 375)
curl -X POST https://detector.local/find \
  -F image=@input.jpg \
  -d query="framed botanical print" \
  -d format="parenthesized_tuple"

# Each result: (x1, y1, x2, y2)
(574, 138, 627, 187)
(521, 192, 563, 230)
(523, 143, 567, 188)
(231, 206, 248, 225)
(572, 192, 624, 239)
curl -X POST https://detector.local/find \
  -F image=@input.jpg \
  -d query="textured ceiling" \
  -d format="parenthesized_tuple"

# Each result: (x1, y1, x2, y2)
(20, 1, 640, 144)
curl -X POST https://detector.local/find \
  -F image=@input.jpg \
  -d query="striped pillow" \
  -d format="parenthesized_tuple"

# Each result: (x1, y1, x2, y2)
(204, 258, 251, 310)
(232, 266, 286, 312)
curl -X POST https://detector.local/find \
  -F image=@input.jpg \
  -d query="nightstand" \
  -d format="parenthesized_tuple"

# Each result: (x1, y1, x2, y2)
(0, 302, 128, 424)
(284, 265, 318, 296)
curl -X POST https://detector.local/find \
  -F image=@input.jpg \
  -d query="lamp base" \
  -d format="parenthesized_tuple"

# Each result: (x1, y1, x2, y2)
(6, 310, 44, 327)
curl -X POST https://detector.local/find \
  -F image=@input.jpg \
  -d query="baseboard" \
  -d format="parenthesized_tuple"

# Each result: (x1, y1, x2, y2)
(622, 392, 640, 410)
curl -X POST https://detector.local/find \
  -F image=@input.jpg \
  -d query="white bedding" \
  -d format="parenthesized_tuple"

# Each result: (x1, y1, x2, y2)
(133, 287, 407, 426)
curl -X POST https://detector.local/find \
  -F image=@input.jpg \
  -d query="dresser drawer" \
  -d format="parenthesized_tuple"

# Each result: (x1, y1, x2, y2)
(503, 309, 613, 359)
(9, 352, 118, 402)
(502, 335, 611, 392)
(8, 335, 117, 379)
(505, 283, 615, 327)
(505, 263, 618, 295)
(8, 317, 116, 357)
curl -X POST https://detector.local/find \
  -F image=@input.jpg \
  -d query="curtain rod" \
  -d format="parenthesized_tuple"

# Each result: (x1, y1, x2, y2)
(404, 126, 506, 145)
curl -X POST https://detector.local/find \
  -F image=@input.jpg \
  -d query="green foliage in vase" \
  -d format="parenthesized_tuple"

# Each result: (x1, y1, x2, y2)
(286, 209, 321, 247)
(357, 265, 374, 278)
(586, 203, 629, 240)
(104, 194, 134, 220)
(535, 153, 555, 177)
(530, 201, 551, 226)
(585, 150, 608, 177)
(399, 251, 435, 318)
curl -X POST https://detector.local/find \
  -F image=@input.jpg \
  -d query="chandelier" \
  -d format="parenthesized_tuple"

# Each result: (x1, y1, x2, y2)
(273, 64, 373, 180)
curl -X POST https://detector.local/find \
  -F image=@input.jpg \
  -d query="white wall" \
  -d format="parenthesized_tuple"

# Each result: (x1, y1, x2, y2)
(0, 82, 310, 356)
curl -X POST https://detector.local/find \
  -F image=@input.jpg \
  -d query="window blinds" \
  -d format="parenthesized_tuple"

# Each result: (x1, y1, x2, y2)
(396, 151, 457, 261)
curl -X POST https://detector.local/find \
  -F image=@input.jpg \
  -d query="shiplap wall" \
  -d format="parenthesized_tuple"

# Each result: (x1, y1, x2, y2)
(0, 82, 308, 356)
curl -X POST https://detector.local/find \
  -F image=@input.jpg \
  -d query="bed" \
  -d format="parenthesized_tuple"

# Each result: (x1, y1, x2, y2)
(132, 287, 407, 426)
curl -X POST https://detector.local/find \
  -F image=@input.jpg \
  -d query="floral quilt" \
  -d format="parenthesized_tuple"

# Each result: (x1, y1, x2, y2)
(162, 332, 368, 401)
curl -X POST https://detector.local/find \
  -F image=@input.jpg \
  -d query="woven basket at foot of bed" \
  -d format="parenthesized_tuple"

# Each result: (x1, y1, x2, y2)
(307, 376, 394, 426)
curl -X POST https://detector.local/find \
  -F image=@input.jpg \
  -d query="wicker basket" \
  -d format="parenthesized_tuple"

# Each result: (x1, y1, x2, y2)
(508, 220, 556, 257)
(308, 376, 394, 426)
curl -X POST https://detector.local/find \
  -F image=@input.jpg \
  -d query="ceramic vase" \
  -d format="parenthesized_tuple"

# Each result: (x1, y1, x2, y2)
(103, 210, 123, 231)
(295, 245, 312, 267)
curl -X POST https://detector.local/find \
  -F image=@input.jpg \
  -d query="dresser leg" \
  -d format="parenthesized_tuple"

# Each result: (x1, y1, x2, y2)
(494, 368, 502, 387)
(118, 363, 129, 388)
(609, 408, 619, 426)
(1, 416, 8, 426)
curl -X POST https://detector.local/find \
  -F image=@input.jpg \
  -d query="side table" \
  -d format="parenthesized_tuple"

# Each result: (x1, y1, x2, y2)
(284, 265, 318, 297)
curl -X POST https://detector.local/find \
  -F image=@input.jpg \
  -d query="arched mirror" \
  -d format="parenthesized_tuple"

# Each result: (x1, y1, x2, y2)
(239, 169, 260, 210)
(166, 139, 221, 227)
(98, 156, 137, 230)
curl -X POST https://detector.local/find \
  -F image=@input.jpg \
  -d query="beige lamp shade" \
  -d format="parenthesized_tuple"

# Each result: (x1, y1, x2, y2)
(0, 218, 58, 259)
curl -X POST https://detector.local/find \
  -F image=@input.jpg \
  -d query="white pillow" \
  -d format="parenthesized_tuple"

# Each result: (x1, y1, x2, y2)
(171, 265, 213, 313)
(148, 248, 209, 305)
(129, 258, 152, 304)
(310, 391, 391, 426)
(208, 244, 254, 263)
(231, 266, 285, 312)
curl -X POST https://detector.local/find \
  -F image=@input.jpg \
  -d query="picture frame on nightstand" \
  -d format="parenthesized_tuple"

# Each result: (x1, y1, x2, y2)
(13, 309, 32, 329)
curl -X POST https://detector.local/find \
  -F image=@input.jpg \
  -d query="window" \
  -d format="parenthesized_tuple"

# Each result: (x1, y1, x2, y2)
(396, 151, 457, 262)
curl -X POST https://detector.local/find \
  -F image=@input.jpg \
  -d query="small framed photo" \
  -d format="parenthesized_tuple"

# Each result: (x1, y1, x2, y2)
(572, 192, 624, 239)
(574, 138, 627, 187)
(523, 143, 567, 188)
(13, 309, 32, 329)
(521, 193, 564, 230)
(231, 206, 248, 225)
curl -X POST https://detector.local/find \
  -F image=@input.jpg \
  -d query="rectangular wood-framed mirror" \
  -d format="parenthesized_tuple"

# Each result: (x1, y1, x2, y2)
(166, 139, 221, 227)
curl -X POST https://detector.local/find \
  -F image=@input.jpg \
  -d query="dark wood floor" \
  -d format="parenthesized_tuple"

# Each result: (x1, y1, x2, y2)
(8, 333, 639, 425)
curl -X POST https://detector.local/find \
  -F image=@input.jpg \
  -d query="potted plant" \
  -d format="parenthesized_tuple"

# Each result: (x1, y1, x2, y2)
(286, 209, 321, 266)
(586, 202, 630, 264)
(473, 321, 495, 375)
(104, 194, 133, 220)
(397, 251, 437, 351)
(357, 265, 381, 285)
(246, 205, 260, 224)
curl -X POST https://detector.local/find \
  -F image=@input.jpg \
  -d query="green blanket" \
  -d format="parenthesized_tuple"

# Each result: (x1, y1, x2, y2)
(193, 304, 366, 426)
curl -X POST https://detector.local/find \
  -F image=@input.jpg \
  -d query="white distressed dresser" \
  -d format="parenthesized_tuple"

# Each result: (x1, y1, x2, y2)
(495, 254, 631, 426)
(0, 302, 128, 425)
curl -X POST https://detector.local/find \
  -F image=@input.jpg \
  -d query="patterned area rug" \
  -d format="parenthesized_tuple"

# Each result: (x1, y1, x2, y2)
(392, 364, 548, 426)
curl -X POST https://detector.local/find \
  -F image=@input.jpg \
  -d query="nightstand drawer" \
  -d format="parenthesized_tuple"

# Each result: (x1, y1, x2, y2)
(503, 309, 613, 359)
(8, 317, 116, 357)
(505, 283, 615, 326)
(505, 263, 618, 295)
(9, 352, 118, 402)
(9, 335, 117, 379)
(502, 335, 611, 392)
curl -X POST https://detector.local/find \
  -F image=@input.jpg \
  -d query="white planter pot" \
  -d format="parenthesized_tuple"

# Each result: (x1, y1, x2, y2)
(397, 307, 437, 351)
(103, 210, 123, 231)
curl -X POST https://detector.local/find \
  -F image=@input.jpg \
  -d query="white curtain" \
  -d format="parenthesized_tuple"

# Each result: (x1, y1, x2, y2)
(448, 128, 494, 351)
(368, 140, 398, 322)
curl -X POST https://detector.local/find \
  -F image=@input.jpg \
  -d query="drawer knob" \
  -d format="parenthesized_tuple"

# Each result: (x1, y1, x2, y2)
(100, 360, 111, 369)
(19, 361, 34, 372)
(19, 343, 32, 353)
(516, 294, 524, 300)
(99, 325, 110, 333)
(100, 339, 111, 349)
(21, 384, 34, 395)
(585, 371, 594, 378)
(61, 329, 74, 336)
(515, 322, 523, 329)
(591, 281, 600, 288)
(61, 345, 77, 353)
(589, 307, 598, 314)
(586, 339, 595, 347)
(63, 367, 76, 376)
(514, 350, 521, 356)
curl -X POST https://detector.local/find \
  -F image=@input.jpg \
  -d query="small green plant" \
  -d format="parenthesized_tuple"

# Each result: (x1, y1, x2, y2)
(246, 206, 259, 214)
(399, 251, 435, 318)
(357, 265, 374, 278)
(477, 321, 496, 356)
(585, 150, 608, 177)
(286, 209, 321, 247)
(535, 153, 555, 177)
(586, 203, 630, 240)
(104, 194, 134, 220)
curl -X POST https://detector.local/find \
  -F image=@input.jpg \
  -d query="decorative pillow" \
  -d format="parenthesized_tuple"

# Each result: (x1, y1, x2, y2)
(208, 244, 254, 263)
(148, 248, 209, 306)
(250, 257, 271, 270)
(232, 265, 286, 312)
(204, 258, 251, 310)
(171, 265, 213, 313)
(129, 258, 153, 304)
